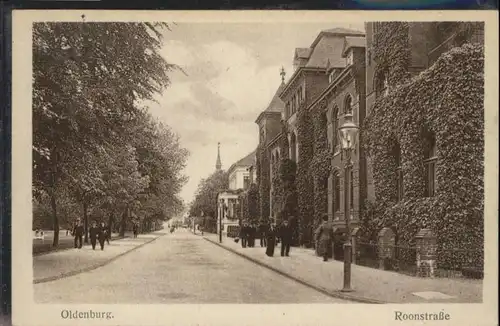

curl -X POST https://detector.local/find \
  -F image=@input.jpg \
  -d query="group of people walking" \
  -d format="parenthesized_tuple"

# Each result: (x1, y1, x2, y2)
(238, 218, 294, 257)
(71, 218, 110, 251)
(237, 213, 336, 262)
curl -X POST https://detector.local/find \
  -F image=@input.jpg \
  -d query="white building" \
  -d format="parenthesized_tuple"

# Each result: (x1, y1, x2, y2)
(217, 150, 256, 237)
(228, 150, 256, 190)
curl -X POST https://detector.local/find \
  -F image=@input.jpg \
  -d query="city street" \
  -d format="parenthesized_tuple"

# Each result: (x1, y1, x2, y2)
(34, 228, 349, 304)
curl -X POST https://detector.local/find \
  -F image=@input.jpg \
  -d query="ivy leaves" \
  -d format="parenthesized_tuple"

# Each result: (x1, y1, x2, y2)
(363, 39, 484, 268)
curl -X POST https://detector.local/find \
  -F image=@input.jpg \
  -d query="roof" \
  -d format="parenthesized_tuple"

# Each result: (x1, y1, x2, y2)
(295, 48, 312, 59)
(228, 150, 256, 174)
(305, 34, 348, 69)
(280, 27, 365, 99)
(265, 82, 286, 112)
(322, 27, 365, 36)
(342, 36, 366, 57)
(310, 27, 365, 48)
(304, 27, 365, 69)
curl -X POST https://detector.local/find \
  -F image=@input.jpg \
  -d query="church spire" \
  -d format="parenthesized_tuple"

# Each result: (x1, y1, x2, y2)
(216, 142, 222, 171)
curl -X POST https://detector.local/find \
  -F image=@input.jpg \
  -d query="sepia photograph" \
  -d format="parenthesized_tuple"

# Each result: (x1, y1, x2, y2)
(11, 10, 498, 326)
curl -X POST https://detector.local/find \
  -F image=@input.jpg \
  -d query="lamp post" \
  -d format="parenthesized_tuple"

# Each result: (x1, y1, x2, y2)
(338, 112, 359, 292)
(219, 199, 224, 243)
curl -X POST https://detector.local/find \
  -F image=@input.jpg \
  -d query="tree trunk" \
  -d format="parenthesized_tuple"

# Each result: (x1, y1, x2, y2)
(83, 201, 89, 243)
(108, 212, 114, 236)
(119, 207, 128, 237)
(51, 193, 59, 247)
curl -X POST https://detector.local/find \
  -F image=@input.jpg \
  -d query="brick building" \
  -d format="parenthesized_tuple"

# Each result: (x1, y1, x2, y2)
(364, 21, 484, 209)
(362, 21, 484, 269)
(254, 27, 368, 244)
(252, 22, 484, 257)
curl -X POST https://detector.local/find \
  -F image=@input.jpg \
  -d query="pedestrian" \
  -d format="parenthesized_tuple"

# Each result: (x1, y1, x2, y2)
(104, 223, 110, 244)
(248, 223, 256, 248)
(259, 220, 268, 248)
(278, 219, 293, 257)
(265, 223, 278, 257)
(89, 221, 101, 250)
(99, 222, 108, 250)
(133, 223, 138, 238)
(315, 214, 334, 262)
(72, 219, 84, 249)
(240, 221, 249, 248)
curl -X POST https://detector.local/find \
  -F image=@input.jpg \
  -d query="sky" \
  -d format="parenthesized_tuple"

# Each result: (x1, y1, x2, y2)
(145, 22, 365, 204)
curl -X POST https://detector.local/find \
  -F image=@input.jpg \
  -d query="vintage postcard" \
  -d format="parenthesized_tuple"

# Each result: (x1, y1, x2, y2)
(11, 10, 498, 326)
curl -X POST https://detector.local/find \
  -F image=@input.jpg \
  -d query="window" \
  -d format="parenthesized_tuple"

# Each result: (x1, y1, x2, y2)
(243, 176, 250, 190)
(424, 134, 437, 197)
(344, 95, 353, 114)
(375, 70, 389, 98)
(331, 106, 339, 153)
(346, 51, 354, 65)
(394, 142, 403, 202)
(373, 22, 380, 37)
(332, 172, 340, 215)
(290, 132, 297, 162)
(350, 170, 354, 209)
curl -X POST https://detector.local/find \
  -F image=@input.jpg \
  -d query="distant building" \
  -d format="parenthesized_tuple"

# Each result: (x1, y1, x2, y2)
(228, 150, 257, 190)
(216, 147, 257, 238)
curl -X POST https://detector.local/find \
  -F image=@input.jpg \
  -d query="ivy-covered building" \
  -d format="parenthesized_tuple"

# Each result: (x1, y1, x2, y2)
(254, 73, 286, 222)
(254, 27, 368, 246)
(363, 22, 484, 269)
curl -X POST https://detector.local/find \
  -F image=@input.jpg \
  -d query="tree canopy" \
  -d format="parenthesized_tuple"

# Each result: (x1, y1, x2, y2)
(189, 170, 229, 220)
(33, 22, 189, 245)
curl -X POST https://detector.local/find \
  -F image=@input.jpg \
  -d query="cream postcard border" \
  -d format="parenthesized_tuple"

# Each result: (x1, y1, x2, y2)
(12, 10, 499, 326)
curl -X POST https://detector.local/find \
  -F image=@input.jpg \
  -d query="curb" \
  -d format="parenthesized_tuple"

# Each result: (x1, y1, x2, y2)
(204, 237, 386, 304)
(33, 233, 164, 284)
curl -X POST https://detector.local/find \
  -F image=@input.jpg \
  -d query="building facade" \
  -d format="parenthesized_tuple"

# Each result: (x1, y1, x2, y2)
(252, 22, 484, 266)
(254, 27, 369, 246)
(228, 150, 256, 191)
(362, 21, 484, 268)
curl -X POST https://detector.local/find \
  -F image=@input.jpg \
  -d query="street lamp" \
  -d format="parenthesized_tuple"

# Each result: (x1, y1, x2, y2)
(219, 199, 225, 243)
(338, 112, 359, 292)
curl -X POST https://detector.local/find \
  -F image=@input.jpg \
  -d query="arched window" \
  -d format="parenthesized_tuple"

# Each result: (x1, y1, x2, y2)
(424, 133, 437, 197)
(375, 70, 389, 97)
(393, 142, 403, 201)
(350, 170, 354, 209)
(331, 106, 339, 153)
(344, 94, 353, 114)
(290, 132, 297, 162)
(331, 171, 341, 218)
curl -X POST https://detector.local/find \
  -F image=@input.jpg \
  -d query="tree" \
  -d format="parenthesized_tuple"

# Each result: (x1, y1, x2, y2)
(189, 170, 229, 230)
(32, 22, 185, 246)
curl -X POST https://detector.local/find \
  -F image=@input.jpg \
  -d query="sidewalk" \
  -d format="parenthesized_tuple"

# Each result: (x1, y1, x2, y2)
(33, 232, 124, 256)
(33, 230, 166, 284)
(203, 233, 483, 304)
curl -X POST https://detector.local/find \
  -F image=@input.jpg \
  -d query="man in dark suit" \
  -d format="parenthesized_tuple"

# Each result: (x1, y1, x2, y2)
(278, 219, 293, 257)
(240, 221, 249, 248)
(72, 219, 84, 249)
(258, 220, 268, 248)
(89, 221, 102, 250)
